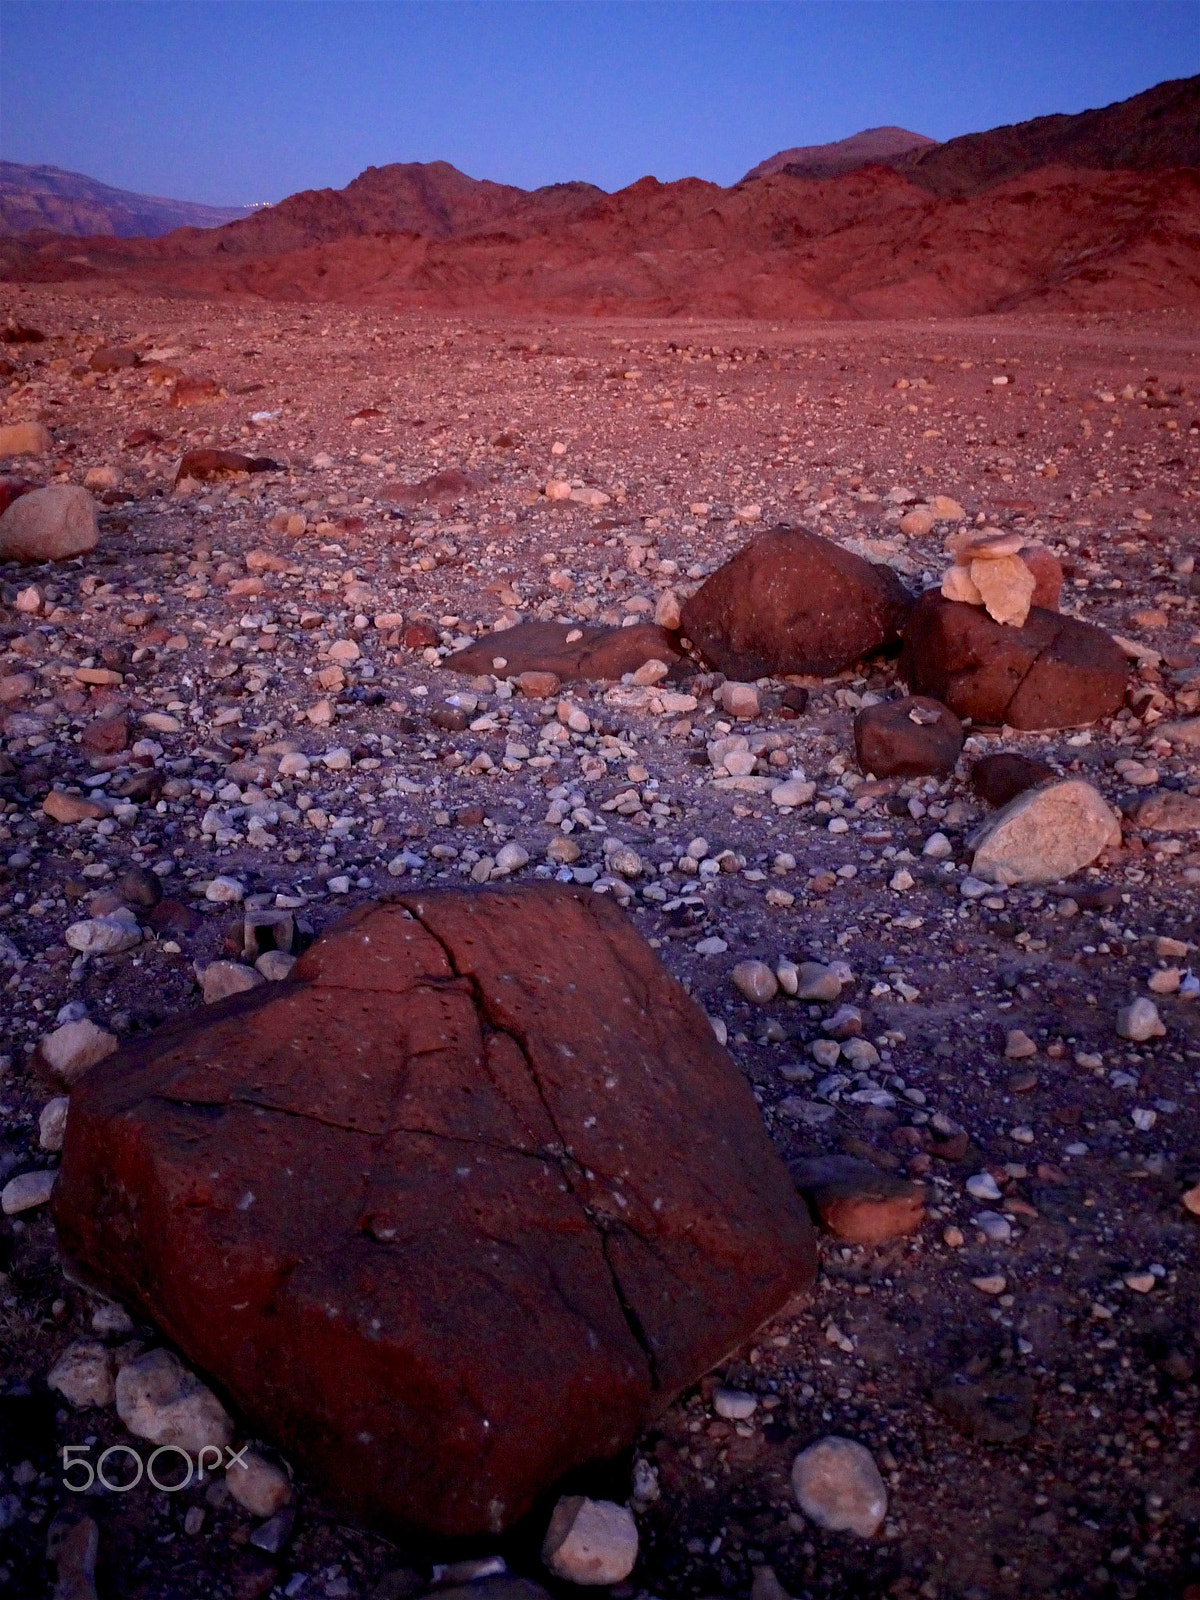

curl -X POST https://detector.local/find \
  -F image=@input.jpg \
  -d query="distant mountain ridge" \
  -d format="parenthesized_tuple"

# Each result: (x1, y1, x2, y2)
(748, 74, 1200, 195)
(2, 75, 1196, 320)
(0, 162, 257, 238)
(744, 127, 937, 183)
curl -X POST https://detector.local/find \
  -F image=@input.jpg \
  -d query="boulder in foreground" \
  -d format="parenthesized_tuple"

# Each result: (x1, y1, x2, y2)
(970, 779, 1121, 884)
(53, 885, 815, 1539)
(446, 620, 679, 683)
(0, 484, 99, 563)
(680, 528, 912, 678)
(853, 694, 962, 778)
(899, 591, 1127, 729)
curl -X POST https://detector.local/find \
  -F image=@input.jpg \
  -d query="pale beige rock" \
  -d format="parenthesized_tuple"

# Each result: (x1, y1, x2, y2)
(946, 528, 1024, 560)
(542, 1496, 638, 1585)
(970, 555, 1036, 627)
(941, 563, 983, 605)
(930, 495, 966, 520)
(732, 960, 778, 1003)
(654, 589, 682, 629)
(48, 1340, 116, 1408)
(0, 485, 99, 562)
(898, 508, 934, 537)
(0, 420, 53, 457)
(37, 1019, 118, 1087)
(569, 485, 610, 508)
(225, 1450, 293, 1517)
(791, 1436, 887, 1538)
(631, 658, 669, 686)
(115, 1349, 233, 1453)
(202, 960, 265, 1004)
(544, 479, 572, 501)
(970, 780, 1121, 885)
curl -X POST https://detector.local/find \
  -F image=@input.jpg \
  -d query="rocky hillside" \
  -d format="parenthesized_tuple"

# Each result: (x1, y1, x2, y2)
(0, 162, 257, 238)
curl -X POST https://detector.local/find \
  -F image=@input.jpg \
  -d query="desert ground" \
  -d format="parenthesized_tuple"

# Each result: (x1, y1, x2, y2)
(1, 285, 1198, 1600)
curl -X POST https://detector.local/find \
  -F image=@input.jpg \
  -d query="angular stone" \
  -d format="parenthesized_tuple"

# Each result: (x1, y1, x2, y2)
(899, 592, 1128, 730)
(680, 528, 912, 678)
(542, 1496, 638, 1585)
(202, 960, 266, 1004)
(971, 752, 1055, 808)
(854, 695, 963, 778)
(2, 1168, 56, 1213)
(446, 621, 678, 684)
(970, 780, 1121, 885)
(115, 1349, 233, 1453)
(941, 563, 982, 604)
(0, 485, 99, 562)
(970, 555, 1036, 627)
(790, 1156, 925, 1244)
(47, 1340, 116, 1409)
(53, 886, 816, 1539)
(36, 1019, 118, 1088)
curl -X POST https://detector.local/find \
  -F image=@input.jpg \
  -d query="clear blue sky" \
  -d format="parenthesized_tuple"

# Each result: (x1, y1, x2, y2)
(2, 2, 1196, 203)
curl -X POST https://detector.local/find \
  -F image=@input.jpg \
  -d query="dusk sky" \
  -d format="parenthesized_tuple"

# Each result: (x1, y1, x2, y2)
(2, 1, 1197, 204)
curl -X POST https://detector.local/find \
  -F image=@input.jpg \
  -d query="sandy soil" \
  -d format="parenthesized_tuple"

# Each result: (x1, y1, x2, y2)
(1, 287, 1198, 1600)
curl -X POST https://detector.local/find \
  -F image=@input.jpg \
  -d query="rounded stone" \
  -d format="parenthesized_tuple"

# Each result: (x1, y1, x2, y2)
(732, 960, 778, 1004)
(0, 484, 100, 562)
(791, 1436, 887, 1538)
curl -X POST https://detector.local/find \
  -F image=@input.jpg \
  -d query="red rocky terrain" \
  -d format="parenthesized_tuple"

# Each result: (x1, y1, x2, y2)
(0, 287, 1197, 1600)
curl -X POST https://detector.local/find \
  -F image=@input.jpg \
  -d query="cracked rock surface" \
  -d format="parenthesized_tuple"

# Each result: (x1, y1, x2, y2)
(51, 883, 816, 1538)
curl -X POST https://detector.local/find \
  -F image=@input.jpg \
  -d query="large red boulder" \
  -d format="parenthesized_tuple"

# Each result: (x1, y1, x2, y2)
(680, 528, 912, 678)
(53, 886, 814, 1539)
(446, 620, 678, 682)
(898, 592, 1128, 730)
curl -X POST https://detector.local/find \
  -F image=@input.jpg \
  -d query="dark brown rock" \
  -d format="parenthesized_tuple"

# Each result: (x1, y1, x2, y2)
(402, 621, 440, 651)
(789, 1155, 926, 1244)
(175, 450, 280, 484)
(0, 477, 36, 518)
(932, 1371, 1035, 1443)
(53, 885, 815, 1540)
(1018, 543, 1064, 611)
(971, 752, 1056, 807)
(899, 592, 1128, 730)
(89, 345, 140, 372)
(854, 695, 963, 778)
(446, 621, 678, 684)
(80, 714, 129, 756)
(679, 528, 912, 678)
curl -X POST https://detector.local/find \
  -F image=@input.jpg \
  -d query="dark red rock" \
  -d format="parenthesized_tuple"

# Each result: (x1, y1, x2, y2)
(898, 592, 1128, 730)
(124, 427, 164, 449)
(1018, 543, 1063, 611)
(446, 621, 678, 683)
(854, 695, 963, 778)
(402, 621, 441, 651)
(680, 528, 912, 678)
(789, 1155, 926, 1244)
(53, 885, 815, 1540)
(1, 324, 45, 343)
(88, 345, 141, 372)
(0, 478, 37, 517)
(175, 450, 280, 484)
(971, 752, 1055, 807)
(79, 714, 130, 756)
